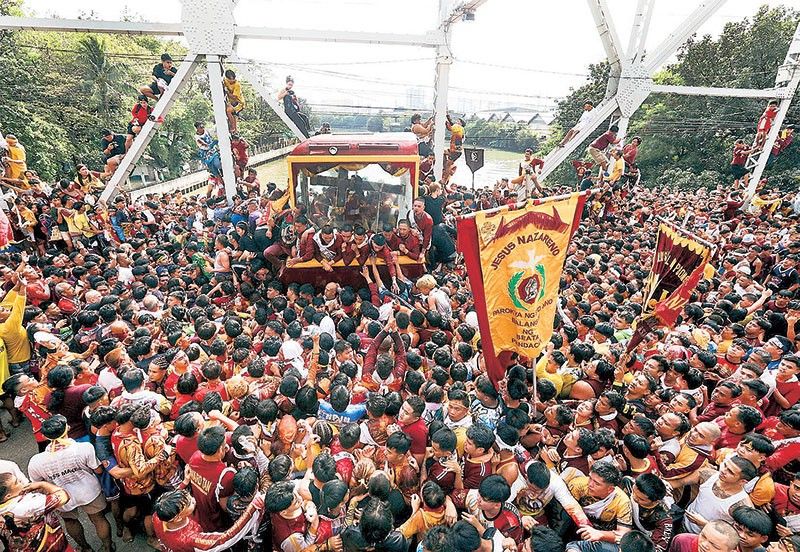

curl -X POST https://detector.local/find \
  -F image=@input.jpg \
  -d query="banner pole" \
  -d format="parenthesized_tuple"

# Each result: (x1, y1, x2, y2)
(531, 357, 538, 418)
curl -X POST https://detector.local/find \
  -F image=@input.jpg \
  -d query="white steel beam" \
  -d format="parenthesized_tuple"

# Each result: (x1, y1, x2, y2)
(433, 0, 453, 182)
(539, 98, 619, 183)
(0, 16, 183, 35)
(0, 17, 445, 47)
(235, 26, 445, 47)
(644, 0, 727, 73)
(651, 84, 785, 99)
(100, 53, 200, 204)
(614, 115, 631, 143)
(228, 54, 306, 141)
(587, 0, 624, 98)
(432, 54, 451, 182)
(626, 0, 655, 64)
(207, 55, 238, 202)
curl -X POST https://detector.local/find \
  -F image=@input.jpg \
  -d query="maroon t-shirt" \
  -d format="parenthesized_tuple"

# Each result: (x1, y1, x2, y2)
(176, 435, 199, 465)
(590, 130, 617, 150)
(187, 452, 235, 532)
(400, 418, 428, 456)
(46, 384, 92, 439)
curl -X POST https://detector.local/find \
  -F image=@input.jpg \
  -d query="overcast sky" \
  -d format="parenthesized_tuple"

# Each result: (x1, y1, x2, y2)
(23, 0, 800, 114)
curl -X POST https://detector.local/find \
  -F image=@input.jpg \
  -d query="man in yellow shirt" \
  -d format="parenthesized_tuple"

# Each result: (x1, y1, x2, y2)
(398, 481, 447, 539)
(0, 336, 9, 442)
(566, 462, 632, 544)
(606, 148, 625, 185)
(0, 262, 31, 375)
(73, 202, 100, 245)
(224, 69, 245, 133)
(3, 134, 27, 180)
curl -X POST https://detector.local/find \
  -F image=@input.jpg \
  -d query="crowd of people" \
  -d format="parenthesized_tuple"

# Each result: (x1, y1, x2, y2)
(1, 70, 800, 552)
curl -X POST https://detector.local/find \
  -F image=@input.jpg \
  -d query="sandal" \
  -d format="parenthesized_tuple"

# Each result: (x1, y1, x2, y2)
(122, 527, 134, 543)
(0, 434, 9, 444)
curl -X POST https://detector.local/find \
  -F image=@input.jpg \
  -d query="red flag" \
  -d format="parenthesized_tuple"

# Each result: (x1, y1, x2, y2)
(627, 221, 713, 352)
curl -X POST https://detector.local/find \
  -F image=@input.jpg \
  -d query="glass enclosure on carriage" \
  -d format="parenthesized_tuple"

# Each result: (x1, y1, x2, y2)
(286, 133, 420, 233)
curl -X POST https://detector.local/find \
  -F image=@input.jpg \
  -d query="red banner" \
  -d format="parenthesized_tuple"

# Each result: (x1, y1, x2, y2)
(627, 221, 713, 352)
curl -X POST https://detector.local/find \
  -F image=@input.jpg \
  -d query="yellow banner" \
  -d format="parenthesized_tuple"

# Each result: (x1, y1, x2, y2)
(474, 194, 580, 357)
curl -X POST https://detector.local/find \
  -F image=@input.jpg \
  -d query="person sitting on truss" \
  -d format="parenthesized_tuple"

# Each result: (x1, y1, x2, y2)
(278, 76, 311, 138)
(559, 100, 595, 147)
(139, 53, 177, 100)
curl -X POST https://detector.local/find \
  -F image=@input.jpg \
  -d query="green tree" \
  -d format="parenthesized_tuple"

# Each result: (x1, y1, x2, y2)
(78, 35, 134, 127)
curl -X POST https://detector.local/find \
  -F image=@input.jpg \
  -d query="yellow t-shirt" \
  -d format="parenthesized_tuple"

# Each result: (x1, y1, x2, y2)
(74, 213, 97, 238)
(5, 141, 27, 179)
(62, 210, 80, 235)
(0, 290, 31, 364)
(399, 507, 446, 539)
(536, 355, 564, 396)
(608, 157, 625, 182)
(224, 78, 245, 111)
(0, 337, 9, 390)
(568, 476, 632, 530)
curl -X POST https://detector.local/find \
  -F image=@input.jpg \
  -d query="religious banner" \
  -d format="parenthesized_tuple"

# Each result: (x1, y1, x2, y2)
(457, 192, 587, 385)
(626, 220, 714, 352)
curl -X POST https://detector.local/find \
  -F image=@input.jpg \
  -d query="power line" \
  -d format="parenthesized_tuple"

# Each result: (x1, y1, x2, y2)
(455, 58, 589, 78)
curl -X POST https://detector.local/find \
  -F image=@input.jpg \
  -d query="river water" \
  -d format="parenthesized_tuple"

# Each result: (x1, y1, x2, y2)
(254, 147, 525, 192)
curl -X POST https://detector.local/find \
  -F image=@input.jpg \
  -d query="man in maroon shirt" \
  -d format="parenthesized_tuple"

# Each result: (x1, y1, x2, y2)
(411, 198, 433, 252)
(230, 134, 249, 178)
(730, 139, 753, 186)
(344, 226, 371, 267)
(622, 136, 641, 165)
(393, 219, 422, 261)
(714, 405, 762, 450)
(587, 124, 620, 171)
(174, 412, 203, 465)
(285, 216, 316, 268)
(396, 395, 428, 466)
(694, 381, 741, 423)
(186, 425, 236, 532)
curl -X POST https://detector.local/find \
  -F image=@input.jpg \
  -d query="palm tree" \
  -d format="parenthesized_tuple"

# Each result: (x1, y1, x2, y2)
(77, 36, 133, 127)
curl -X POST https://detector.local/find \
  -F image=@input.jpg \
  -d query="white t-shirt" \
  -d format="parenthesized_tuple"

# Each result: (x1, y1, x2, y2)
(28, 442, 102, 512)
(0, 459, 29, 485)
(98, 367, 123, 394)
(319, 315, 336, 337)
(574, 109, 594, 131)
(118, 265, 134, 284)
(429, 288, 453, 320)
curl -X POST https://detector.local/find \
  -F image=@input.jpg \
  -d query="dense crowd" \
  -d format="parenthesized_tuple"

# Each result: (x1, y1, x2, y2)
(1, 67, 800, 552)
